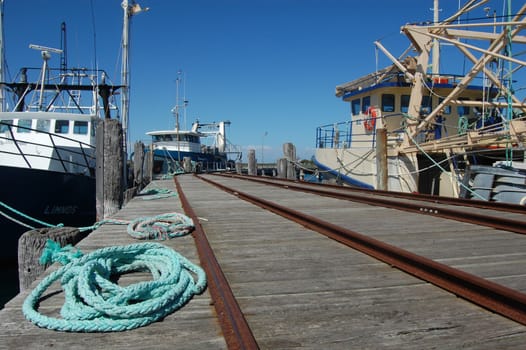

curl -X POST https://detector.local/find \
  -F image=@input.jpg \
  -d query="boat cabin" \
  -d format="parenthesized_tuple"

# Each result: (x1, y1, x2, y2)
(338, 76, 501, 142)
(0, 112, 97, 145)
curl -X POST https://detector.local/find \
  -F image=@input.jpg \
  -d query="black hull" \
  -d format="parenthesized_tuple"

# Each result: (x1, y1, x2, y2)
(0, 165, 96, 262)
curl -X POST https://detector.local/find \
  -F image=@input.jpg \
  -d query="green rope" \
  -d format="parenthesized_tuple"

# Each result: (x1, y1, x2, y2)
(458, 115, 469, 134)
(127, 213, 194, 240)
(23, 241, 206, 332)
(0, 200, 64, 230)
(79, 213, 194, 240)
(138, 187, 178, 200)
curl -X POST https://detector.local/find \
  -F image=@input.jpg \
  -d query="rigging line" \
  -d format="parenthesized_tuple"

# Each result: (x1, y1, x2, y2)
(0, 209, 34, 230)
(405, 130, 486, 200)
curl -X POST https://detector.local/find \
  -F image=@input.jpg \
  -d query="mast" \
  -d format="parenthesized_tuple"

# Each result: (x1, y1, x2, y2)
(121, 0, 131, 163)
(0, 0, 5, 112)
(175, 71, 181, 162)
(431, 0, 440, 75)
(60, 22, 67, 73)
(121, 0, 148, 185)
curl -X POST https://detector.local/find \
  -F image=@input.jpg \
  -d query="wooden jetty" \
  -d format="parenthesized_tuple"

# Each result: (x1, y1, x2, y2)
(1, 174, 526, 349)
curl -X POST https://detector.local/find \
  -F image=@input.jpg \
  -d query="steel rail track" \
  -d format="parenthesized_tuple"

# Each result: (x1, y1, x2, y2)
(216, 173, 526, 214)
(174, 176, 260, 350)
(196, 174, 526, 326)
(212, 173, 526, 235)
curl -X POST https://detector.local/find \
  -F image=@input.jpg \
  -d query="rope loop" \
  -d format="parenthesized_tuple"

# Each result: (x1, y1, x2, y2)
(127, 212, 194, 240)
(23, 241, 207, 332)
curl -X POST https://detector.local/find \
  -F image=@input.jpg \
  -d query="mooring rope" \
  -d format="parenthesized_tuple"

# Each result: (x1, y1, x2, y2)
(23, 241, 207, 332)
(0, 200, 64, 230)
(138, 187, 178, 200)
(76, 213, 194, 240)
(127, 212, 194, 240)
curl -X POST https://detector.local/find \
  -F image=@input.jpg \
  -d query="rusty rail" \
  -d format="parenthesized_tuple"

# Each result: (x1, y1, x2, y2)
(214, 173, 526, 235)
(174, 176, 259, 349)
(197, 174, 526, 326)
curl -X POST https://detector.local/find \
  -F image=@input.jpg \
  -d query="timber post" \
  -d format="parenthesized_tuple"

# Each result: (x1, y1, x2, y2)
(247, 149, 257, 176)
(376, 128, 388, 190)
(235, 161, 242, 174)
(277, 158, 287, 178)
(283, 143, 297, 180)
(133, 141, 145, 191)
(96, 119, 124, 220)
(18, 227, 86, 291)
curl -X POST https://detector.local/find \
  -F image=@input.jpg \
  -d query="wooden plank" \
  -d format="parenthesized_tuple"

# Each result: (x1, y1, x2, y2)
(179, 174, 526, 349)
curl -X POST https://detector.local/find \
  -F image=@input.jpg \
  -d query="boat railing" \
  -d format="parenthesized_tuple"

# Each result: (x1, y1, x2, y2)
(316, 117, 404, 150)
(0, 121, 95, 176)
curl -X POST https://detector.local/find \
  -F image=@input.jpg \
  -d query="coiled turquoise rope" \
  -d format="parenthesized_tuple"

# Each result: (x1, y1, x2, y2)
(23, 241, 206, 332)
(127, 212, 194, 240)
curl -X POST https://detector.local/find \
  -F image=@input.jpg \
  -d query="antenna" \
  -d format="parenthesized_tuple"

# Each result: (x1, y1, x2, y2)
(60, 22, 67, 72)
(29, 44, 63, 110)
(29, 44, 63, 60)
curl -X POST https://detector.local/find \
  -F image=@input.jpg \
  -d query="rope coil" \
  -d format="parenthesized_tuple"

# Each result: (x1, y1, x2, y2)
(127, 212, 194, 240)
(23, 241, 207, 332)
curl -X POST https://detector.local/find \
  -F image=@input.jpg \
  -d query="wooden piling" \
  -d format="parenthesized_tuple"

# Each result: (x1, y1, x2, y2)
(144, 145, 153, 184)
(283, 143, 297, 180)
(18, 227, 86, 291)
(376, 128, 388, 191)
(277, 158, 287, 178)
(183, 157, 193, 173)
(96, 119, 124, 220)
(133, 141, 145, 190)
(247, 149, 257, 176)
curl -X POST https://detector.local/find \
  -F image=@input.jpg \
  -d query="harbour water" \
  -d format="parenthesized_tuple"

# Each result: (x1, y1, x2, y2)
(1, 263, 18, 309)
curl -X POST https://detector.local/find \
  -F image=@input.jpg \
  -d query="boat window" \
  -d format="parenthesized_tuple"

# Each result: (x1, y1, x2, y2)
(73, 121, 89, 135)
(457, 98, 470, 116)
(17, 119, 32, 133)
(351, 99, 361, 116)
(401, 95, 410, 113)
(438, 98, 451, 115)
(0, 119, 14, 132)
(381, 94, 395, 112)
(36, 119, 51, 132)
(420, 96, 432, 115)
(361, 96, 371, 113)
(55, 120, 70, 134)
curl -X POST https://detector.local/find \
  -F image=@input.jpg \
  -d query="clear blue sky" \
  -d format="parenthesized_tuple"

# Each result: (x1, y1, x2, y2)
(3, 0, 524, 162)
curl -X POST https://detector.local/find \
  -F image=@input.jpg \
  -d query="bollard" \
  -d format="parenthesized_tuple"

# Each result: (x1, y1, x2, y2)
(18, 227, 86, 291)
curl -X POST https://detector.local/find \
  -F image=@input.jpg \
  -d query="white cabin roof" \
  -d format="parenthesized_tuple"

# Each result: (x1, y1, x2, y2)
(146, 129, 204, 137)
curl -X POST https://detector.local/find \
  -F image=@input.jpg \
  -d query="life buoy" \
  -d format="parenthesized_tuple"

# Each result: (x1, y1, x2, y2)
(364, 107, 377, 132)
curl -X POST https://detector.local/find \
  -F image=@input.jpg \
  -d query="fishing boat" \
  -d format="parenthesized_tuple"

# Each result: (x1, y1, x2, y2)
(0, 0, 146, 263)
(314, 0, 526, 203)
(0, 53, 120, 262)
(146, 75, 241, 176)
(147, 120, 240, 175)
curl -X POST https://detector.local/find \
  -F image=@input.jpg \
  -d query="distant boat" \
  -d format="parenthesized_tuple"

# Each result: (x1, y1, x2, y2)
(147, 120, 241, 175)
(314, 0, 526, 204)
(146, 75, 241, 176)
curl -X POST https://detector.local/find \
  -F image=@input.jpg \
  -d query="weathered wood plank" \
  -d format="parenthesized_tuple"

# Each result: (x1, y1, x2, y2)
(178, 174, 526, 349)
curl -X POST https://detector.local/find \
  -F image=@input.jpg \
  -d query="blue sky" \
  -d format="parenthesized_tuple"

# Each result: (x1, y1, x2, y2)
(2, 0, 524, 162)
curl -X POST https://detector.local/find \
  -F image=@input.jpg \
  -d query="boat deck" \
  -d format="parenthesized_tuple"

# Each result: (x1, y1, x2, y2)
(0, 174, 525, 349)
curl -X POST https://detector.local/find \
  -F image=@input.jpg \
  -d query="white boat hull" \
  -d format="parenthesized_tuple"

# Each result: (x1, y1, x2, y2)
(314, 147, 418, 193)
